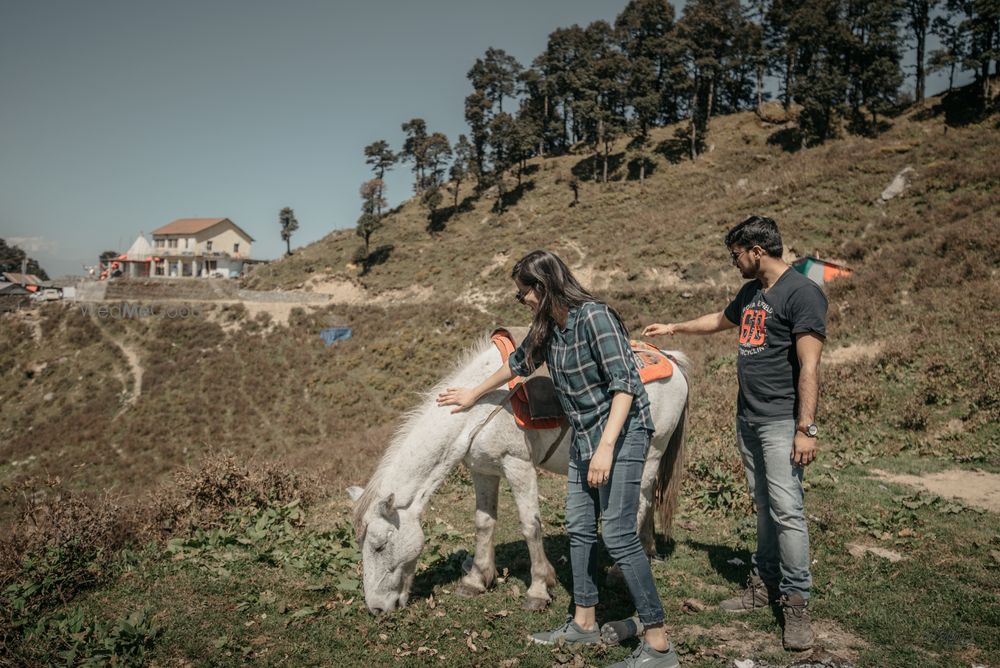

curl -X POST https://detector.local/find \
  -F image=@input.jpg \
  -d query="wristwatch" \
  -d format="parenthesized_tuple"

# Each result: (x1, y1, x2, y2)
(798, 423, 818, 438)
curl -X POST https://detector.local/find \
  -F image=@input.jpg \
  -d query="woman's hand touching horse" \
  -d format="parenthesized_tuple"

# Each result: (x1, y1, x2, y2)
(436, 387, 478, 413)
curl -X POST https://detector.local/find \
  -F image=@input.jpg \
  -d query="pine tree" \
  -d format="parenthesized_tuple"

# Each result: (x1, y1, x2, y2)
(488, 112, 518, 210)
(449, 135, 473, 208)
(905, 0, 940, 102)
(676, 0, 752, 158)
(846, 0, 904, 127)
(929, 6, 968, 91)
(278, 207, 298, 257)
(400, 118, 429, 193)
(464, 91, 492, 189)
(537, 26, 589, 146)
(467, 48, 523, 115)
(363, 140, 397, 180)
(615, 0, 681, 122)
(789, 0, 851, 145)
(422, 133, 452, 192)
(357, 181, 385, 257)
(0, 239, 50, 279)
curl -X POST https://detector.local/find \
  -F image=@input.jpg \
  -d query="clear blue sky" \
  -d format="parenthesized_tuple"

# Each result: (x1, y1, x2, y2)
(0, 0, 953, 278)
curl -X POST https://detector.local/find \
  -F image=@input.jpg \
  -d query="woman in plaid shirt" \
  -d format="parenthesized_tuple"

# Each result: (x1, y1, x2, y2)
(437, 250, 679, 668)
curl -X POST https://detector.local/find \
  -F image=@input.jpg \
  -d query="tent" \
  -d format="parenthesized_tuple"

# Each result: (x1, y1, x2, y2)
(792, 256, 852, 286)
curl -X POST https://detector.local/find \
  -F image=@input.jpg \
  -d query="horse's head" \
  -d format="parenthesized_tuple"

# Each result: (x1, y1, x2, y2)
(356, 491, 424, 615)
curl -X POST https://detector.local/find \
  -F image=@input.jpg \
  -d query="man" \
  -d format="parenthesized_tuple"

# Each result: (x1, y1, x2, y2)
(643, 215, 827, 651)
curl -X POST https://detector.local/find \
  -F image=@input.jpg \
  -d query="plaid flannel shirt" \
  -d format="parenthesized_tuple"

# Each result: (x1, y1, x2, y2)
(508, 301, 654, 460)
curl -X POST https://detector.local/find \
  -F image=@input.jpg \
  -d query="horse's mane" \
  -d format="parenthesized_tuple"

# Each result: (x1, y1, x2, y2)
(353, 336, 494, 543)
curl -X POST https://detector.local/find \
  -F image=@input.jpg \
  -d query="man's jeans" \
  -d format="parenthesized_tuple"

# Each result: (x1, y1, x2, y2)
(736, 418, 812, 599)
(566, 429, 665, 625)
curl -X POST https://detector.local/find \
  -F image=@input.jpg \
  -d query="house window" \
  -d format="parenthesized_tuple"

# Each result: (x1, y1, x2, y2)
(206, 240, 213, 251)
(184, 238, 189, 249)
(168, 239, 178, 249)
(233, 243, 239, 254)
(156, 239, 164, 248)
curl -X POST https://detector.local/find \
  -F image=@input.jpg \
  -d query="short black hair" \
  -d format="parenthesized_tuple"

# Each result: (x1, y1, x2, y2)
(725, 215, 783, 257)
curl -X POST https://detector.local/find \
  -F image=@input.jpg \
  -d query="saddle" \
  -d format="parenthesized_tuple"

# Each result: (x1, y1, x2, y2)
(490, 327, 674, 431)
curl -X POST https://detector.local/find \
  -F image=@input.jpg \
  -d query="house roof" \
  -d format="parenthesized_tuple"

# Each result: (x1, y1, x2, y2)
(151, 218, 255, 242)
(124, 234, 154, 260)
(2, 272, 44, 286)
(0, 281, 31, 295)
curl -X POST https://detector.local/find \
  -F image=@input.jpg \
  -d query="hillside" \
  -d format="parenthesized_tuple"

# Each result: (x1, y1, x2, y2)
(1, 94, 998, 666)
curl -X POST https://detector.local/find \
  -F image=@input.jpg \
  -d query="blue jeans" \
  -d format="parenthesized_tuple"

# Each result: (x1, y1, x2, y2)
(736, 418, 812, 599)
(566, 429, 665, 625)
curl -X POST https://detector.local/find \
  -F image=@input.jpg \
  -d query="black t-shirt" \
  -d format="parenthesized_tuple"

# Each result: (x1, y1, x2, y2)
(723, 268, 828, 421)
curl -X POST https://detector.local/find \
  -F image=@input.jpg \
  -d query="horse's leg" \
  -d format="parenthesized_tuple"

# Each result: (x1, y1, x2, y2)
(501, 456, 557, 611)
(455, 472, 499, 598)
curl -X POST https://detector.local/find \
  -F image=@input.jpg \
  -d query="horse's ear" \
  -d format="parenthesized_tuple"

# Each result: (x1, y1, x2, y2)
(346, 486, 364, 503)
(377, 493, 396, 519)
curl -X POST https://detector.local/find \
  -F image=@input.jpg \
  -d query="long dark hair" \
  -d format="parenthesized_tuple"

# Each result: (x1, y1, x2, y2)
(512, 250, 627, 372)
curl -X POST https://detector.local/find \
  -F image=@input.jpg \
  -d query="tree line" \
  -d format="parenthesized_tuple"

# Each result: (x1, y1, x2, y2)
(348, 0, 998, 258)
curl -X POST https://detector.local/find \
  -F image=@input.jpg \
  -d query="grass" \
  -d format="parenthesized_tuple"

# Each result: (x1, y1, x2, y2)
(6, 463, 995, 666)
(1, 89, 998, 665)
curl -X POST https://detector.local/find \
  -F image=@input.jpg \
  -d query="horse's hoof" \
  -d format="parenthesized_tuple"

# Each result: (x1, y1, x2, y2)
(454, 582, 485, 598)
(522, 596, 549, 611)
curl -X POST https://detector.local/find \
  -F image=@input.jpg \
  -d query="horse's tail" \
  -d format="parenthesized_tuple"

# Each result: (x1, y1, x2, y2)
(661, 349, 690, 377)
(654, 358, 689, 537)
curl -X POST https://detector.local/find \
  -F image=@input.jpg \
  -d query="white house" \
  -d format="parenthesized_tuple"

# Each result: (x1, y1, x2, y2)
(150, 218, 256, 278)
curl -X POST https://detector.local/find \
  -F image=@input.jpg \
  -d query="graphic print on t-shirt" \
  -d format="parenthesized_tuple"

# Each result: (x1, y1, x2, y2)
(738, 295, 773, 356)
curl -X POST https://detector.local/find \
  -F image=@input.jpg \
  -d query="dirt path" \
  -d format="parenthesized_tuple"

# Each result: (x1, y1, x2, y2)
(107, 338, 144, 413)
(870, 468, 1000, 513)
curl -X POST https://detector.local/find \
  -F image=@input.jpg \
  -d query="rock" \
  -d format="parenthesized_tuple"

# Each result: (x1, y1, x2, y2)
(847, 543, 905, 562)
(43, 392, 54, 402)
(879, 167, 915, 201)
(681, 598, 707, 614)
(736, 178, 749, 190)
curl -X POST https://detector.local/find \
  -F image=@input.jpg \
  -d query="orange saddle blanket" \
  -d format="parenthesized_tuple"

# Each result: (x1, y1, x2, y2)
(490, 328, 674, 430)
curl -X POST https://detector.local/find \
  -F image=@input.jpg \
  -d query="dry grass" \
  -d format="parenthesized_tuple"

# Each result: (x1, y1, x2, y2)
(2, 92, 997, 523)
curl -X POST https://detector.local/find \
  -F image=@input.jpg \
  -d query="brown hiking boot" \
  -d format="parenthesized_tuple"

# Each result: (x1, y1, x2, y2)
(780, 593, 815, 651)
(719, 575, 778, 613)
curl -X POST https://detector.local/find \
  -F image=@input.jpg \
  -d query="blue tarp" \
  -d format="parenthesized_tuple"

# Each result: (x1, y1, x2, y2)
(320, 327, 353, 347)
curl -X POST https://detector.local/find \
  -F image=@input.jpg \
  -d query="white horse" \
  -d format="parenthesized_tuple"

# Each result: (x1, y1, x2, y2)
(351, 337, 689, 615)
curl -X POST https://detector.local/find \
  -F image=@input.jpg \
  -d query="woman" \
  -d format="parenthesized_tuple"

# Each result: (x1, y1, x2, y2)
(436, 250, 680, 668)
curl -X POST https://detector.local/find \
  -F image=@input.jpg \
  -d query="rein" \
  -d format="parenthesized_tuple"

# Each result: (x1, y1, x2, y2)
(467, 383, 570, 466)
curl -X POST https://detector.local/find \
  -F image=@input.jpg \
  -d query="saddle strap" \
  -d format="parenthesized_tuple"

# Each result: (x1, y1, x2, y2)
(467, 382, 571, 467)
(467, 382, 524, 451)
(536, 422, 570, 467)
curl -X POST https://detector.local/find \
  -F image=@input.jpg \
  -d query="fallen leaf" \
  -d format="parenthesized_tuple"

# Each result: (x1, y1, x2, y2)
(466, 636, 478, 652)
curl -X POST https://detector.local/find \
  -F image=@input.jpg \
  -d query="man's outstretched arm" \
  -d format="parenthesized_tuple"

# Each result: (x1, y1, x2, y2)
(643, 311, 737, 337)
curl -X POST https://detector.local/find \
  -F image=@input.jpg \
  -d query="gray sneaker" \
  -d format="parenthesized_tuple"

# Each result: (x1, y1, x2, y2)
(530, 617, 601, 646)
(606, 641, 680, 668)
(780, 593, 815, 651)
(719, 575, 779, 613)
